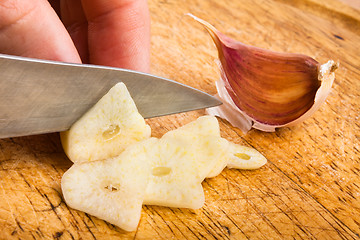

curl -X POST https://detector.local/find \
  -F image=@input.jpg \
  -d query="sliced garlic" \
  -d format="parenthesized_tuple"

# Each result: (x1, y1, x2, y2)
(176, 115, 221, 137)
(60, 82, 151, 163)
(61, 113, 268, 230)
(164, 116, 229, 178)
(226, 142, 267, 170)
(189, 14, 338, 132)
(144, 135, 206, 209)
(144, 116, 227, 209)
(61, 138, 157, 232)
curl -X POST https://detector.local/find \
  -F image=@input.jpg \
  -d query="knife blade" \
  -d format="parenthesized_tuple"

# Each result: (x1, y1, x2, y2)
(0, 54, 221, 138)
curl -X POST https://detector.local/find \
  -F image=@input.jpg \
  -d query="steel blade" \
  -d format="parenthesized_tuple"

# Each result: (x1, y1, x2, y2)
(0, 54, 221, 138)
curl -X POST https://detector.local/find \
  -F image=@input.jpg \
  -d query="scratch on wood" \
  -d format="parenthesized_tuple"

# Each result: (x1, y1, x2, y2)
(84, 213, 98, 230)
(82, 214, 97, 240)
(15, 218, 24, 232)
(143, 206, 169, 238)
(168, 208, 198, 239)
(267, 159, 359, 238)
(151, 207, 176, 236)
(219, 208, 250, 239)
(201, 207, 230, 239)
(53, 231, 63, 239)
(195, 221, 217, 240)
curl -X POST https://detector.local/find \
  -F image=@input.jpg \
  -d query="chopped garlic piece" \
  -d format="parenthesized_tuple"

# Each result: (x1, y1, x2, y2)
(162, 129, 229, 180)
(144, 135, 205, 209)
(226, 142, 267, 170)
(177, 115, 221, 137)
(61, 138, 157, 232)
(60, 82, 151, 163)
(168, 116, 229, 178)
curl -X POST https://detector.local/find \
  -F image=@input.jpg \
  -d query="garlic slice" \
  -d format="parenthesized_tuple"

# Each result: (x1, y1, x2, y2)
(226, 142, 267, 170)
(189, 14, 338, 132)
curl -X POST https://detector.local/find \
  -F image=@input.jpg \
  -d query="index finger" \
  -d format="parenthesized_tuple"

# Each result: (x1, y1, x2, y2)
(81, 0, 151, 72)
(0, 0, 81, 62)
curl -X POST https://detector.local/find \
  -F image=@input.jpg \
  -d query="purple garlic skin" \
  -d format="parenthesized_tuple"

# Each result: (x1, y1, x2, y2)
(219, 33, 320, 125)
(190, 14, 337, 132)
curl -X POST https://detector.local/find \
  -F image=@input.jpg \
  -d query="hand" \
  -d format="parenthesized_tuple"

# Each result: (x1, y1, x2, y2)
(0, 0, 150, 72)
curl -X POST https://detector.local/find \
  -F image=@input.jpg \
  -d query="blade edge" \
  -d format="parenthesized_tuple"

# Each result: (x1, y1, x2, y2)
(0, 54, 221, 138)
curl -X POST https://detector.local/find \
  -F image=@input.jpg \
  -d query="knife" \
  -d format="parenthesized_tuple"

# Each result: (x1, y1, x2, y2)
(0, 54, 221, 138)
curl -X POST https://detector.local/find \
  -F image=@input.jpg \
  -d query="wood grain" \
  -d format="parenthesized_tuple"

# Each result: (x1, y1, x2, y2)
(0, 0, 359, 239)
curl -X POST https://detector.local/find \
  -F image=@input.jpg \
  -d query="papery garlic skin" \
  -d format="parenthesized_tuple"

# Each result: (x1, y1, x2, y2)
(207, 60, 338, 132)
(190, 14, 338, 132)
(280, 60, 338, 128)
(206, 80, 253, 133)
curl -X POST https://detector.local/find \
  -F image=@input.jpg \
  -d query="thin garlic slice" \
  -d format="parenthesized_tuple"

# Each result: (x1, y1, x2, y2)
(144, 135, 206, 209)
(226, 142, 267, 170)
(165, 116, 229, 178)
(61, 138, 157, 232)
(60, 82, 151, 163)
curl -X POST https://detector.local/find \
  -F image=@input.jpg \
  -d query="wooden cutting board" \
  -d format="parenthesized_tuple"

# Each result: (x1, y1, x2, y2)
(0, 0, 359, 239)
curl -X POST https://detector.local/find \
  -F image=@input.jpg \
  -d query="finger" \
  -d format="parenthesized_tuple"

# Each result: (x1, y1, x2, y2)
(0, 0, 81, 63)
(60, 0, 89, 62)
(81, 0, 150, 72)
(48, 0, 60, 16)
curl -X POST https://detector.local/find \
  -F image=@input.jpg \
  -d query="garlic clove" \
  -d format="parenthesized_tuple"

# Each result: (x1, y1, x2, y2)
(189, 14, 338, 132)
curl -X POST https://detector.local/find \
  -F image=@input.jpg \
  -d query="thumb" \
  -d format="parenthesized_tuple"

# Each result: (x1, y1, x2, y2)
(0, 0, 81, 63)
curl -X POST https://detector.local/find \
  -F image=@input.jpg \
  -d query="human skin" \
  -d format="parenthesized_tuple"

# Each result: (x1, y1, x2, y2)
(0, 0, 150, 72)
